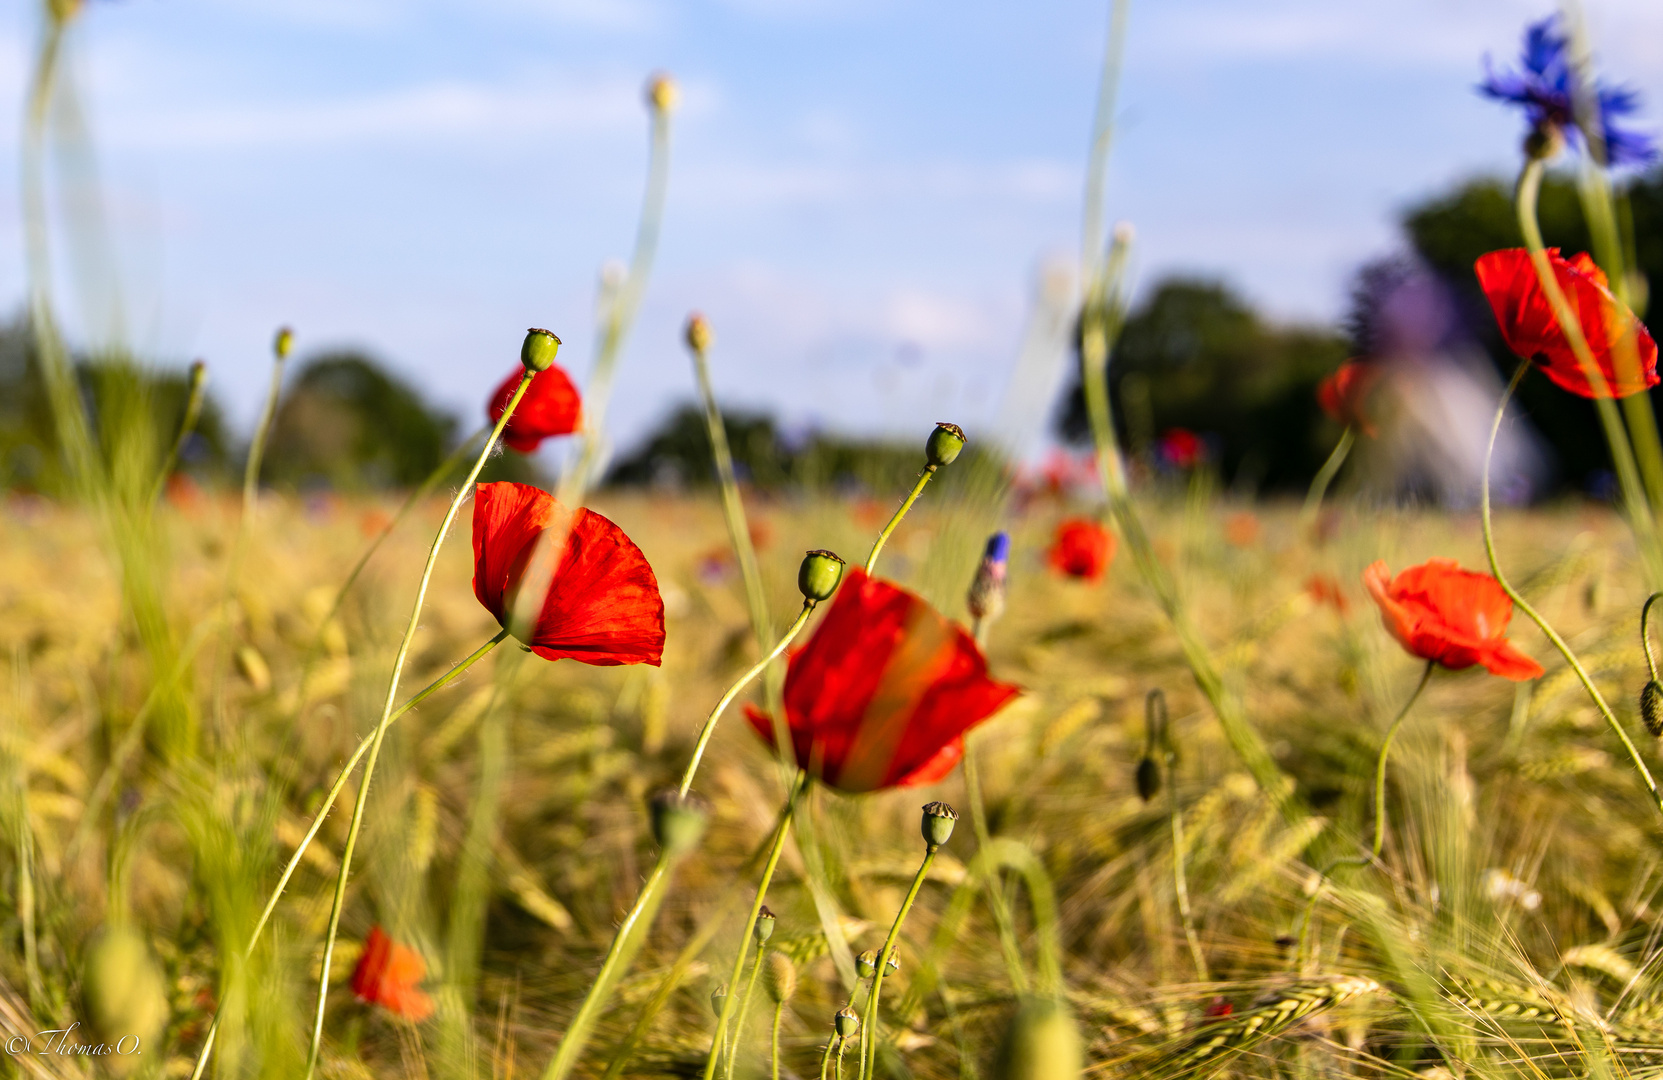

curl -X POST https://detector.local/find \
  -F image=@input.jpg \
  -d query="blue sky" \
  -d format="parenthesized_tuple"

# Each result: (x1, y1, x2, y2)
(0, 0, 1659, 462)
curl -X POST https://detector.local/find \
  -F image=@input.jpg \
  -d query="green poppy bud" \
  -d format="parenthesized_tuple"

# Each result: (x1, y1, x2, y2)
(922, 801, 958, 848)
(925, 422, 966, 468)
(755, 905, 776, 945)
(521, 328, 562, 373)
(685, 312, 714, 353)
(798, 549, 846, 603)
(1135, 756, 1160, 802)
(993, 998, 1083, 1080)
(834, 1005, 861, 1038)
(650, 789, 708, 858)
(765, 952, 797, 1004)
(646, 72, 679, 113)
(274, 326, 294, 359)
(82, 926, 168, 1071)
(856, 950, 878, 979)
(711, 983, 729, 1016)
(1643, 680, 1663, 738)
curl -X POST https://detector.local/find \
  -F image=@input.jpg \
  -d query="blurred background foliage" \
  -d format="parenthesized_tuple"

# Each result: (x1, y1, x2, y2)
(1, 169, 1660, 499)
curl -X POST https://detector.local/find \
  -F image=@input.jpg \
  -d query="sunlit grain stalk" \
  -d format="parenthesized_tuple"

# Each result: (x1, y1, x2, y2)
(1481, 357, 1663, 823)
(702, 775, 809, 1080)
(1150, 689, 1206, 981)
(726, 925, 770, 1080)
(1371, 660, 1436, 859)
(301, 370, 537, 1078)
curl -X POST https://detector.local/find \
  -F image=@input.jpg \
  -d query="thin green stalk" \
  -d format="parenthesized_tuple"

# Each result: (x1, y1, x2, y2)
(865, 468, 937, 574)
(836, 1037, 850, 1080)
(1371, 660, 1435, 860)
(820, 1036, 838, 1080)
(1079, 0, 1131, 279)
(304, 372, 535, 1078)
(1165, 753, 1206, 981)
(727, 945, 768, 1080)
(858, 847, 938, 1080)
(771, 1000, 785, 1080)
(1516, 159, 1663, 583)
(1481, 358, 1663, 822)
(959, 746, 1028, 993)
(1079, 235, 1292, 812)
(689, 334, 772, 656)
(679, 601, 815, 797)
(148, 360, 208, 509)
(1299, 426, 1354, 532)
(702, 775, 808, 1080)
(559, 91, 673, 505)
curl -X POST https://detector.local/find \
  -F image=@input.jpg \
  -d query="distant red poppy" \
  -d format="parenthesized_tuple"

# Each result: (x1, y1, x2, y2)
(1363, 559, 1543, 680)
(1224, 511, 1261, 547)
(1304, 573, 1350, 616)
(488, 365, 583, 452)
(1474, 248, 1659, 399)
(1159, 428, 1205, 469)
(745, 568, 1019, 793)
(352, 926, 434, 1022)
(471, 482, 664, 666)
(1317, 361, 1380, 436)
(1048, 518, 1116, 582)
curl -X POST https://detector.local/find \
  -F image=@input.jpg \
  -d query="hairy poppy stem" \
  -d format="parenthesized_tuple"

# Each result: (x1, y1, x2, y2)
(303, 371, 535, 1079)
(1299, 426, 1354, 534)
(771, 1000, 785, 1080)
(819, 1036, 838, 1080)
(187, 628, 509, 1080)
(702, 775, 807, 1080)
(1482, 358, 1663, 823)
(1643, 593, 1663, 684)
(1371, 659, 1436, 860)
(727, 944, 768, 1080)
(959, 746, 1029, 992)
(679, 601, 816, 798)
(865, 466, 937, 574)
(857, 846, 938, 1080)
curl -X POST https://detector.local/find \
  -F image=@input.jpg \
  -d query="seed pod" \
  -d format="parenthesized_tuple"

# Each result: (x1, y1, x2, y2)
(646, 72, 679, 113)
(1643, 680, 1663, 738)
(921, 801, 958, 848)
(754, 906, 776, 945)
(1135, 756, 1160, 802)
(273, 326, 294, 359)
(856, 950, 878, 979)
(710, 983, 729, 1016)
(798, 549, 846, 603)
(685, 312, 714, 353)
(83, 926, 168, 1073)
(885, 952, 900, 976)
(992, 997, 1083, 1080)
(765, 951, 797, 1004)
(834, 1005, 861, 1038)
(650, 790, 709, 858)
(521, 328, 562, 373)
(925, 422, 967, 468)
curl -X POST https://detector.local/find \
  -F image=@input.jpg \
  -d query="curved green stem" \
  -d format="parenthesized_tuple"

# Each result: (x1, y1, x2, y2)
(727, 945, 768, 1080)
(1371, 660, 1435, 860)
(1482, 358, 1663, 822)
(187, 629, 508, 1080)
(1294, 854, 1371, 971)
(865, 467, 937, 574)
(858, 846, 938, 1080)
(1643, 592, 1663, 683)
(1299, 426, 1355, 532)
(679, 601, 815, 797)
(148, 363, 208, 510)
(1165, 751, 1206, 981)
(820, 1036, 838, 1080)
(304, 372, 534, 1077)
(960, 746, 1028, 992)
(702, 775, 807, 1080)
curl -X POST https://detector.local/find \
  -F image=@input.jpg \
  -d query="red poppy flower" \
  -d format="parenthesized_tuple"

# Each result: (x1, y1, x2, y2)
(744, 568, 1019, 793)
(1159, 428, 1205, 469)
(487, 365, 583, 452)
(1317, 361, 1380, 436)
(1363, 559, 1543, 681)
(471, 482, 664, 666)
(1304, 573, 1350, 616)
(1048, 518, 1116, 582)
(1474, 248, 1659, 399)
(351, 926, 434, 1022)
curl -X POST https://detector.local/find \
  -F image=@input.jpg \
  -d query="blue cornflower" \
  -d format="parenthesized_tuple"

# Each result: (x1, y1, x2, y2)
(1478, 14, 1656, 167)
(966, 531, 1009, 622)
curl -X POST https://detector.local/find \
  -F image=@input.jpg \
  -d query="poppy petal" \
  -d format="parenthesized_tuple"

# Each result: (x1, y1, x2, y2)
(489, 365, 583, 453)
(471, 482, 555, 623)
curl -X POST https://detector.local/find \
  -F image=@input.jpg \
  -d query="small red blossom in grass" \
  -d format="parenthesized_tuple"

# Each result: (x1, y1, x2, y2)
(1363, 558, 1543, 680)
(488, 365, 583, 452)
(1048, 518, 1116, 581)
(1224, 511, 1261, 547)
(1317, 361, 1381, 436)
(352, 926, 434, 1022)
(1159, 428, 1205, 470)
(1305, 573, 1350, 616)
(471, 482, 664, 666)
(1203, 997, 1234, 1021)
(745, 568, 1019, 793)
(358, 508, 393, 538)
(165, 473, 203, 513)
(1475, 248, 1659, 399)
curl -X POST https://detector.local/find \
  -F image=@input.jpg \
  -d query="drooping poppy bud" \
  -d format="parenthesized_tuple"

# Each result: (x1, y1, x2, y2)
(521, 328, 562, 373)
(921, 801, 958, 849)
(926, 422, 967, 468)
(798, 549, 846, 603)
(754, 906, 777, 945)
(835, 1006, 861, 1038)
(1643, 681, 1663, 738)
(650, 789, 709, 857)
(992, 998, 1083, 1080)
(1135, 756, 1160, 802)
